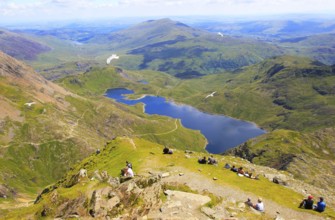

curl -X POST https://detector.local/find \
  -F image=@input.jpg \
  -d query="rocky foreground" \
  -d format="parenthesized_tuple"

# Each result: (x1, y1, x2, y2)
(32, 160, 331, 219)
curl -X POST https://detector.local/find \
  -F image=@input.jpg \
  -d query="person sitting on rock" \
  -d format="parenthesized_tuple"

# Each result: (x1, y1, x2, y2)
(207, 155, 217, 165)
(246, 198, 264, 212)
(299, 195, 314, 209)
(163, 146, 173, 154)
(314, 197, 326, 212)
(198, 156, 207, 164)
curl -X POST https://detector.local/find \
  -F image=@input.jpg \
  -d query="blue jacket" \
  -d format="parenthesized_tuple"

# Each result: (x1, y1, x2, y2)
(316, 201, 326, 212)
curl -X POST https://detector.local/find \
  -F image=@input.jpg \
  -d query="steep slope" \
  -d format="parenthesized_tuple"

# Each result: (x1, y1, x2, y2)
(0, 52, 206, 202)
(89, 18, 283, 78)
(0, 29, 50, 60)
(3, 137, 334, 219)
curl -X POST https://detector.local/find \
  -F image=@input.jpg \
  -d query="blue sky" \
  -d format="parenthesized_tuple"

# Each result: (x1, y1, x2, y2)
(1, 0, 335, 24)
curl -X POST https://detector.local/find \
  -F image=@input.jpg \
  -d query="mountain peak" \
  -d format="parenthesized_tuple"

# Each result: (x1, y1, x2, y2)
(128, 18, 194, 34)
(144, 18, 190, 27)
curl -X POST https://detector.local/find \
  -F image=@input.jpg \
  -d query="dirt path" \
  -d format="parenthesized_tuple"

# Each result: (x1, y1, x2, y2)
(134, 119, 179, 137)
(161, 168, 326, 220)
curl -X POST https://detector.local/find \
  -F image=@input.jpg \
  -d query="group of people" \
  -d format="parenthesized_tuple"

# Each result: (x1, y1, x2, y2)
(198, 155, 218, 165)
(246, 197, 264, 212)
(299, 195, 326, 212)
(228, 165, 258, 179)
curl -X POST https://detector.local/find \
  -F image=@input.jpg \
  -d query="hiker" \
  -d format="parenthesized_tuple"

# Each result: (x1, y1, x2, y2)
(237, 167, 245, 175)
(163, 146, 173, 154)
(198, 156, 207, 164)
(299, 195, 314, 209)
(207, 155, 217, 165)
(126, 161, 132, 169)
(230, 165, 238, 172)
(314, 197, 326, 212)
(246, 198, 264, 212)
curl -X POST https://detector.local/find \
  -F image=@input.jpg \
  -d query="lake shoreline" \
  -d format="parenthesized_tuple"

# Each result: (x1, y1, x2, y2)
(105, 88, 266, 154)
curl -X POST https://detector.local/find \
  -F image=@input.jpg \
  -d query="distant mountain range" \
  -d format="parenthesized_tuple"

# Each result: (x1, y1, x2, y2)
(3, 18, 335, 79)
(88, 18, 284, 78)
(194, 19, 335, 38)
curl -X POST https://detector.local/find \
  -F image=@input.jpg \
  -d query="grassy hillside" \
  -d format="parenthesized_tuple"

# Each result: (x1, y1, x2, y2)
(225, 129, 335, 191)
(280, 33, 335, 65)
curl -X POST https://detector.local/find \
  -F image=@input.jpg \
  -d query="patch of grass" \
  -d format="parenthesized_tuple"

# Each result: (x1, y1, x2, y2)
(162, 182, 197, 194)
(204, 192, 223, 208)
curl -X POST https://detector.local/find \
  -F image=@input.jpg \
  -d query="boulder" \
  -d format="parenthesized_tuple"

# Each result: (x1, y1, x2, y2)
(101, 170, 109, 181)
(92, 170, 103, 181)
(272, 174, 289, 186)
(55, 194, 87, 218)
(89, 187, 120, 218)
(108, 177, 120, 188)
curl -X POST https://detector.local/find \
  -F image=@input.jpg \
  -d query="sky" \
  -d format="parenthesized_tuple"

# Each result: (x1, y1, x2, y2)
(1, 0, 335, 24)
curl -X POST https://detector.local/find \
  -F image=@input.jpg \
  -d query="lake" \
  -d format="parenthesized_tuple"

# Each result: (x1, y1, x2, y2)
(105, 88, 266, 154)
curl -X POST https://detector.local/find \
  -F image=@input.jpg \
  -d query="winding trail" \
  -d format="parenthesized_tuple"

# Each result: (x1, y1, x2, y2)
(134, 119, 179, 137)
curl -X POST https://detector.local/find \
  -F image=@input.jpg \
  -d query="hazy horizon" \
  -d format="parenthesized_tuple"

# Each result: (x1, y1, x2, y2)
(1, 0, 335, 25)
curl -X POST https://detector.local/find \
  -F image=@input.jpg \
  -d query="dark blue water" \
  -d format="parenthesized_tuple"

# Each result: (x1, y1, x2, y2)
(105, 88, 266, 153)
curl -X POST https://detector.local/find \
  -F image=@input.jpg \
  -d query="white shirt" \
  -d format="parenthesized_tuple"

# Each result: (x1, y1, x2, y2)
(126, 167, 134, 177)
(256, 202, 264, 212)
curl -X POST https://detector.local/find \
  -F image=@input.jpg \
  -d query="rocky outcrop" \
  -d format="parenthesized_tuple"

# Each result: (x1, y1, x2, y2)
(36, 172, 165, 219)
